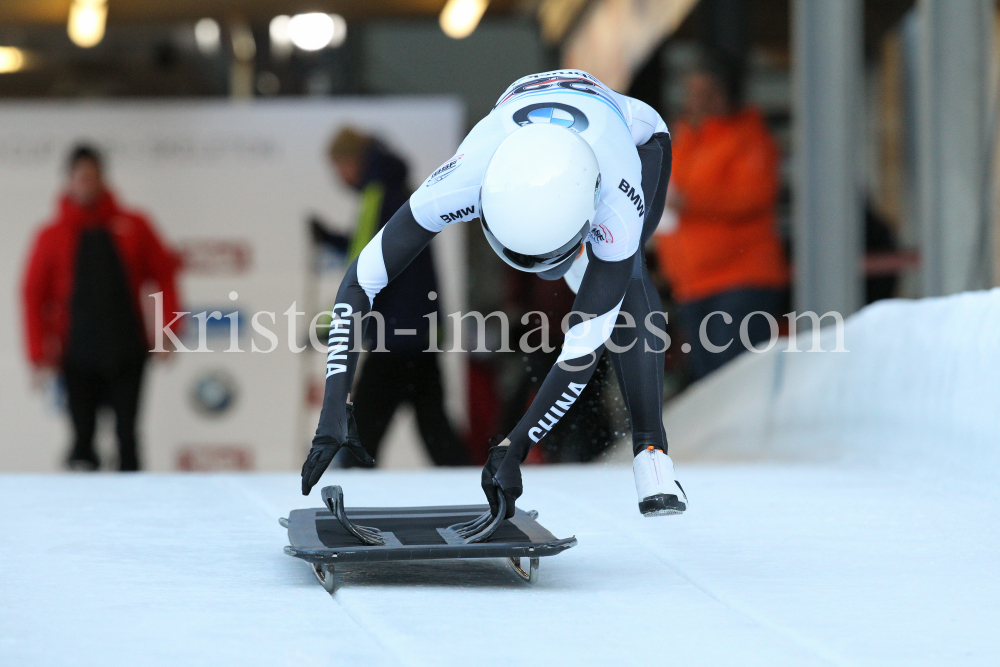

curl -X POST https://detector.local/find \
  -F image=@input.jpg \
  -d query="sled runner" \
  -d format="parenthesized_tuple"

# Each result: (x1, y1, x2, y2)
(282, 485, 577, 592)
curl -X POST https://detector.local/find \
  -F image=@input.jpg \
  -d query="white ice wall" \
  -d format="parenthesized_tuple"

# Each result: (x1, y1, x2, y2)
(663, 289, 1000, 483)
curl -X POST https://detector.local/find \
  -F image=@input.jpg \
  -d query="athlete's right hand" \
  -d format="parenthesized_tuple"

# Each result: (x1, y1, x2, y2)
(301, 403, 374, 495)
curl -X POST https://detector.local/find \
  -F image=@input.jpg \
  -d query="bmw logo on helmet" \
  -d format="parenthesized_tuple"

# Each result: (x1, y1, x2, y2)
(513, 103, 589, 133)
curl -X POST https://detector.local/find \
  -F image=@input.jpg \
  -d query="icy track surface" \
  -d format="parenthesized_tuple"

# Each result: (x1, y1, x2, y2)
(2, 466, 998, 667)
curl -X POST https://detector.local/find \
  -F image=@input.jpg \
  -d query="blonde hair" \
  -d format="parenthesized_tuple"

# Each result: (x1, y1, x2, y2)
(328, 127, 371, 161)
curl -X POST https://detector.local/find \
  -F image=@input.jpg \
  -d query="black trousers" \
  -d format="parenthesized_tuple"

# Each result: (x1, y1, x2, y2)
(352, 352, 468, 465)
(63, 359, 146, 471)
(678, 288, 785, 381)
(605, 134, 673, 455)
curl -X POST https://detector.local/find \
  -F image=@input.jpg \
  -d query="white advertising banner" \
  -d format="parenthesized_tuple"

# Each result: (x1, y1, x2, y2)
(0, 98, 466, 472)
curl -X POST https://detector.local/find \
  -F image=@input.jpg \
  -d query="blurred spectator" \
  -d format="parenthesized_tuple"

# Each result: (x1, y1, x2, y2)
(654, 60, 789, 381)
(311, 128, 467, 466)
(21, 145, 181, 471)
(865, 202, 900, 303)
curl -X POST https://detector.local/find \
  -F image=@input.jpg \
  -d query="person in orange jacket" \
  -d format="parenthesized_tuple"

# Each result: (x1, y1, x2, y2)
(22, 145, 182, 470)
(654, 59, 788, 380)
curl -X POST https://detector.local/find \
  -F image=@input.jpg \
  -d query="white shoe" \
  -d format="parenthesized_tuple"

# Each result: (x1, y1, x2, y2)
(633, 447, 687, 516)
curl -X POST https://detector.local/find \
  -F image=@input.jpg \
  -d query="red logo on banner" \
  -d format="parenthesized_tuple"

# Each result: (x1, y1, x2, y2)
(176, 444, 254, 471)
(178, 239, 252, 275)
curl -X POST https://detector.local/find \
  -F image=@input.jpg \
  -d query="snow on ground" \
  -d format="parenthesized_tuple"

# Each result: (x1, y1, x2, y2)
(2, 465, 999, 667)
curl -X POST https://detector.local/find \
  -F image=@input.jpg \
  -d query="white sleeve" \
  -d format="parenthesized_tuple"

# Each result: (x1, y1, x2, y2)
(587, 126, 646, 262)
(409, 114, 505, 233)
(587, 204, 635, 263)
(355, 227, 388, 307)
(609, 91, 669, 146)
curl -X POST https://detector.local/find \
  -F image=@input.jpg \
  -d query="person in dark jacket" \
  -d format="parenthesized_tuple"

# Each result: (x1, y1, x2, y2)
(311, 128, 467, 466)
(22, 145, 182, 471)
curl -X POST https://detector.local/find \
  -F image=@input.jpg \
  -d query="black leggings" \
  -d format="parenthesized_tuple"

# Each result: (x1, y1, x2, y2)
(352, 352, 468, 465)
(63, 359, 145, 471)
(608, 135, 672, 455)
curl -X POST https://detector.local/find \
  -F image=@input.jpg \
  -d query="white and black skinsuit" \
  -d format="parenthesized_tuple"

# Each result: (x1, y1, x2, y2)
(315, 70, 673, 503)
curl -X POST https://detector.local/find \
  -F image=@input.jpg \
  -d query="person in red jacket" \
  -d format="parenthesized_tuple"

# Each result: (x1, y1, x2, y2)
(654, 59, 789, 380)
(22, 145, 182, 470)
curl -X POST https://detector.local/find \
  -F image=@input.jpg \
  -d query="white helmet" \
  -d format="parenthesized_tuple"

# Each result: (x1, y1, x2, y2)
(480, 123, 600, 273)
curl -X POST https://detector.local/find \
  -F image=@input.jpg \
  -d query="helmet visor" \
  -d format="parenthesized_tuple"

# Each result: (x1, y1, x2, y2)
(480, 198, 590, 271)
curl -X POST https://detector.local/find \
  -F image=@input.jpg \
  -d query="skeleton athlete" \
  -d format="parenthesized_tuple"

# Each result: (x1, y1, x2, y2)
(302, 70, 687, 518)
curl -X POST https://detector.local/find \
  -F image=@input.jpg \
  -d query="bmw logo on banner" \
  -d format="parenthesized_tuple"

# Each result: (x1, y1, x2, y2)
(513, 103, 589, 133)
(190, 370, 239, 417)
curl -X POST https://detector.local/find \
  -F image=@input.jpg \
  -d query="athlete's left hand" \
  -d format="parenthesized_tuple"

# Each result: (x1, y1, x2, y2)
(301, 403, 374, 495)
(480, 441, 522, 519)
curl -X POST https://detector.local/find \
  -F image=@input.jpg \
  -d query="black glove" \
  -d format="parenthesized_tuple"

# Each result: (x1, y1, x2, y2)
(309, 216, 332, 245)
(480, 443, 522, 519)
(309, 216, 349, 253)
(301, 403, 374, 495)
